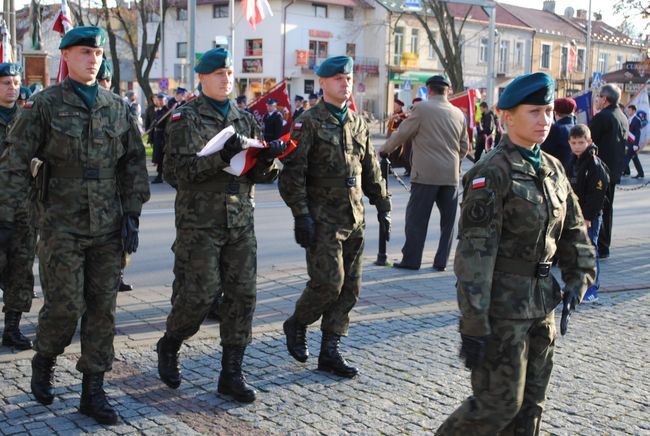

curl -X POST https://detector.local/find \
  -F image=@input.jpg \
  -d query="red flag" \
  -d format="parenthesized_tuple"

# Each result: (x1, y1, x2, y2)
(53, 0, 74, 82)
(347, 94, 358, 112)
(247, 81, 292, 136)
(243, 0, 273, 31)
(449, 90, 479, 143)
(0, 20, 12, 62)
(568, 46, 576, 74)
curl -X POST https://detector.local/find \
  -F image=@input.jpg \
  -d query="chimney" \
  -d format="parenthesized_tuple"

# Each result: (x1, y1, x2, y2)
(576, 9, 587, 19)
(564, 7, 574, 18)
(542, 1, 556, 13)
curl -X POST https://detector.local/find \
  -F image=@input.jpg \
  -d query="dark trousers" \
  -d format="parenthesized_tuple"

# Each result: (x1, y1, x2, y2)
(400, 183, 458, 269)
(598, 183, 615, 257)
(623, 144, 644, 177)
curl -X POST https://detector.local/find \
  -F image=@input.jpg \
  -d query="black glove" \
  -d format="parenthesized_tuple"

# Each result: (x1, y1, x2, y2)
(377, 210, 391, 241)
(379, 151, 389, 159)
(121, 214, 140, 254)
(294, 214, 316, 249)
(459, 333, 489, 370)
(560, 289, 579, 335)
(257, 140, 287, 161)
(219, 132, 247, 163)
(0, 222, 14, 250)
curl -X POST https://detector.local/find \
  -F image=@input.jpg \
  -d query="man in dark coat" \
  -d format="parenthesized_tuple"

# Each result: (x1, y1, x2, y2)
(623, 105, 645, 178)
(541, 97, 576, 172)
(151, 93, 168, 184)
(263, 98, 283, 142)
(588, 84, 629, 259)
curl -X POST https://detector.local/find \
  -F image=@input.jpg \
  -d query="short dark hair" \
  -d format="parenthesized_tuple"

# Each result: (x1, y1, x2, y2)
(427, 84, 447, 95)
(628, 104, 637, 111)
(480, 102, 489, 109)
(569, 124, 591, 141)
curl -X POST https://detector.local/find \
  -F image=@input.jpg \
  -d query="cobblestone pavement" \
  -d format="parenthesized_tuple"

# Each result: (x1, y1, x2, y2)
(1, 289, 648, 434)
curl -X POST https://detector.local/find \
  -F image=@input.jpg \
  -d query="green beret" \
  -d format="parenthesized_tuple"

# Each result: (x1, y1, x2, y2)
(18, 86, 32, 100)
(316, 56, 353, 78)
(498, 72, 555, 110)
(59, 26, 106, 50)
(194, 48, 232, 74)
(0, 62, 22, 77)
(97, 59, 112, 80)
(426, 74, 451, 88)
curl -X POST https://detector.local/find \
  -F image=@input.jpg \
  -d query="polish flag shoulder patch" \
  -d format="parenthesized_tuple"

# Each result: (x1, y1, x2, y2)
(472, 177, 486, 189)
(293, 122, 302, 131)
(171, 112, 182, 121)
(23, 101, 34, 109)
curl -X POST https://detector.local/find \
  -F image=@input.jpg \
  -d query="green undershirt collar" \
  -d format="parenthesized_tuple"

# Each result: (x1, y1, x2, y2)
(204, 94, 231, 119)
(69, 79, 99, 110)
(324, 101, 348, 125)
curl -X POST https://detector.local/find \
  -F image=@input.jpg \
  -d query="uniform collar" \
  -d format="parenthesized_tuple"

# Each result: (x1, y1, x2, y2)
(61, 77, 111, 111)
(501, 135, 553, 178)
(197, 93, 242, 123)
(312, 99, 355, 126)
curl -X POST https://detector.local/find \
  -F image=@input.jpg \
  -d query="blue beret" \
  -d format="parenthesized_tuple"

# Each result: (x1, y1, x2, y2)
(498, 72, 555, 110)
(156, 93, 166, 98)
(426, 74, 451, 88)
(59, 26, 106, 49)
(175, 87, 187, 95)
(294, 95, 304, 101)
(316, 56, 353, 78)
(267, 98, 277, 105)
(18, 86, 32, 100)
(0, 62, 22, 77)
(194, 48, 232, 74)
(97, 59, 112, 80)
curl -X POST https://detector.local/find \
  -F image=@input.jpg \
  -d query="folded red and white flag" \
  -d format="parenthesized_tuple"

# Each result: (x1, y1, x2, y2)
(197, 126, 264, 176)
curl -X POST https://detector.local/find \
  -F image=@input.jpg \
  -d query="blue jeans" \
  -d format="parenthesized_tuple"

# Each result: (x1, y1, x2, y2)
(587, 214, 602, 291)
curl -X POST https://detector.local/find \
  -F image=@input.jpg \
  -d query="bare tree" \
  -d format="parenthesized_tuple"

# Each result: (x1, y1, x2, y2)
(100, 0, 121, 94)
(405, 1, 472, 91)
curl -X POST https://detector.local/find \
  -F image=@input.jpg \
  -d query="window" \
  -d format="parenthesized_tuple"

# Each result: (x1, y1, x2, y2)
(304, 79, 314, 95)
(143, 43, 158, 59)
(560, 46, 569, 78)
(393, 27, 404, 64)
(616, 55, 624, 70)
(213, 5, 228, 18)
(346, 43, 356, 59)
(514, 41, 523, 67)
(410, 29, 419, 54)
(576, 48, 585, 72)
(308, 40, 328, 67)
(174, 63, 188, 82)
(177, 7, 187, 21)
(344, 6, 353, 20)
(245, 39, 263, 57)
(597, 53, 609, 73)
(314, 4, 327, 18)
(177, 42, 187, 58)
(540, 43, 551, 69)
(145, 12, 160, 23)
(428, 35, 437, 60)
(498, 40, 510, 74)
(479, 37, 488, 64)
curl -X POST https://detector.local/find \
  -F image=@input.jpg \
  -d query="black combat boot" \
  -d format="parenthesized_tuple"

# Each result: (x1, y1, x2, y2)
(2, 311, 32, 350)
(218, 346, 257, 403)
(283, 315, 309, 362)
(79, 372, 118, 425)
(31, 353, 56, 405)
(156, 334, 183, 388)
(318, 332, 358, 378)
(118, 272, 134, 292)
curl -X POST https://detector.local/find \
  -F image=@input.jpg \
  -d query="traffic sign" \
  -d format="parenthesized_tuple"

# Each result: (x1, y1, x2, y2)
(158, 77, 169, 92)
(403, 79, 412, 90)
(591, 72, 602, 88)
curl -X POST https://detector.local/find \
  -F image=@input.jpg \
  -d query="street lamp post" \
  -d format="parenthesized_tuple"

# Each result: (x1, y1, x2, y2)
(583, 0, 592, 91)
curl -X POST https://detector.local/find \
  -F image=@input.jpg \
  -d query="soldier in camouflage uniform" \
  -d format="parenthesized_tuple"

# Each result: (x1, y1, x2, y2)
(156, 48, 284, 403)
(0, 27, 150, 425)
(436, 72, 596, 435)
(279, 56, 391, 378)
(0, 62, 37, 351)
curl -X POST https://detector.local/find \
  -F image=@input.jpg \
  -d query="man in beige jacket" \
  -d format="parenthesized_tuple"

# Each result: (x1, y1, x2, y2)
(380, 75, 469, 271)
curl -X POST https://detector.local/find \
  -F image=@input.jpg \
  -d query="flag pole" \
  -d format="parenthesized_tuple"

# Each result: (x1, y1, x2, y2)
(230, 0, 234, 62)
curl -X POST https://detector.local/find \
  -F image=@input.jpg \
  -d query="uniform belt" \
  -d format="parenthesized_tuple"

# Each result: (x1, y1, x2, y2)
(307, 175, 361, 188)
(178, 180, 251, 194)
(494, 257, 552, 278)
(50, 166, 115, 180)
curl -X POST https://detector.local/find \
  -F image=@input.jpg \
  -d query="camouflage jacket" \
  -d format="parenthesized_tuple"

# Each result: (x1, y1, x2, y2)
(0, 110, 31, 226)
(164, 94, 278, 229)
(279, 100, 391, 225)
(455, 135, 596, 336)
(0, 79, 150, 236)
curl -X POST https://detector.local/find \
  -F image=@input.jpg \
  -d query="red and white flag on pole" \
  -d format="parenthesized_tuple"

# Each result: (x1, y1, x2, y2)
(243, 0, 273, 31)
(0, 20, 12, 62)
(53, 0, 74, 82)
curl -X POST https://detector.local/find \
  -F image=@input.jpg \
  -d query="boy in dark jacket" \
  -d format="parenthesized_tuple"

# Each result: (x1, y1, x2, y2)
(568, 124, 610, 302)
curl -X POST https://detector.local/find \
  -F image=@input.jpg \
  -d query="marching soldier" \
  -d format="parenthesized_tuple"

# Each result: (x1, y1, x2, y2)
(436, 72, 596, 434)
(0, 62, 37, 351)
(0, 26, 150, 425)
(279, 56, 391, 378)
(156, 48, 285, 403)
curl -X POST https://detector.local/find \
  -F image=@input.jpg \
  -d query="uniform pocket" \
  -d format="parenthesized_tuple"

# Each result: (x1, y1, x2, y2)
(104, 121, 129, 161)
(48, 119, 83, 162)
(511, 180, 543, 204)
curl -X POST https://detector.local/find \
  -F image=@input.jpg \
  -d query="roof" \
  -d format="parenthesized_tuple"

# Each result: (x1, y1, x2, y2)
(603, 61, 650, 84)
(567, 17, 643, 47)
(169, 0, 373, 7)
(499, 3, 584, 39)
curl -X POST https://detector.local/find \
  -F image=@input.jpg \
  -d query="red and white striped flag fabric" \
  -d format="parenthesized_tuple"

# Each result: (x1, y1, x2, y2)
(53, 0, 74, 82)
(0, 20, 12, 63)
(243, 0, 273, 31)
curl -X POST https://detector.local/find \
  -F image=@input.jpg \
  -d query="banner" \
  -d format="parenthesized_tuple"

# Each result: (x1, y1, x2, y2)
(53, 0, 74, 82)
(243, 0, 273, 31)
(574, 90, 594, 125)
(626, 85, 650, 149)
(0, 20, 11, 62)
(248, 81, 292, 136)
(449, 89, 481, 142)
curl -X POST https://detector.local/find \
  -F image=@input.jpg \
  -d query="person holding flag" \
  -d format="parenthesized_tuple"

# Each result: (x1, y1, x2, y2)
(156, 48, 287, 403)
(0, 26, 150, 425)
(279, 55, 391, 378)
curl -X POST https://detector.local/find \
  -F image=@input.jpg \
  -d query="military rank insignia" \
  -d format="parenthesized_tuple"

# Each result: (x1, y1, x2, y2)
(471, 177, 486, 189)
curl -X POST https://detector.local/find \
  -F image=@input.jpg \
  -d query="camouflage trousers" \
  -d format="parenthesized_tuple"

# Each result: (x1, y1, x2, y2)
(1, 212, 37, 313)
(34, 229, 122, 374)
(436, 312, 557, 436)
(166, 225, 257, 346)
(294, 222, 364, 336)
